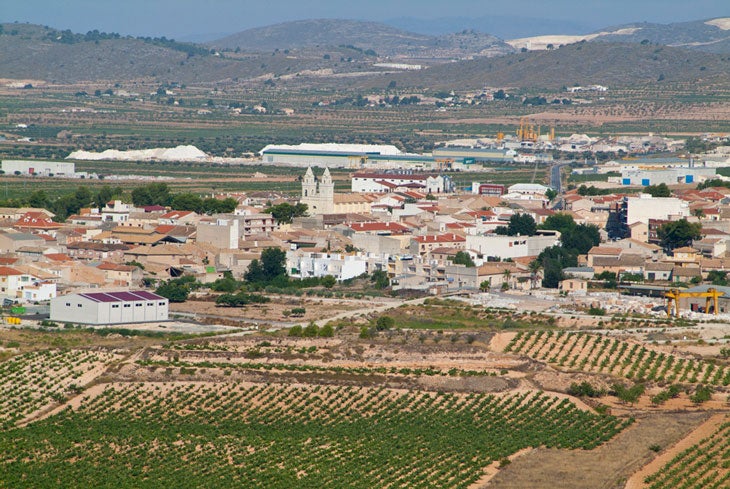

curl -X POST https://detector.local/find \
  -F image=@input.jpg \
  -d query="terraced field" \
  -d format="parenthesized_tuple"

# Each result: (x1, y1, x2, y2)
(504, 331, 730, 385)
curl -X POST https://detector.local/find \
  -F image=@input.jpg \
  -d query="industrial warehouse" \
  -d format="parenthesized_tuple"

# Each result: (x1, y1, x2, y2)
(50, 291, 169, 325)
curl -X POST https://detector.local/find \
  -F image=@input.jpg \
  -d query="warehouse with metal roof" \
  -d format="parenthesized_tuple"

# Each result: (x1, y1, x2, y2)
(50, 291, 168, 325)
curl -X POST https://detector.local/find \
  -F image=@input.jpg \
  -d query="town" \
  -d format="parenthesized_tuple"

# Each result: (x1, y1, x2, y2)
(1, 8, 730, 489)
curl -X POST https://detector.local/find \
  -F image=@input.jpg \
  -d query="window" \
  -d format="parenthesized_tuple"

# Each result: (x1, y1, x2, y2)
(136, 303, 142, 307)
(77, 304, 82, 308)
(65, 302, 71, 307)
(124, 304, 131, 308)
(159, 302, 165, 306)
(112, 304, 120, 309)
(147, 302, 153, 306)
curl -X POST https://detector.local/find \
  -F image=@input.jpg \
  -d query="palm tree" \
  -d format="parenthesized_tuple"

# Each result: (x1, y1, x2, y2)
(528, 260, 542, 289)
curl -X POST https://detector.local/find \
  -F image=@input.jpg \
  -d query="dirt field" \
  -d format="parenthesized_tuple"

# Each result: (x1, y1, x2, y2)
(485, 412, 711, 489)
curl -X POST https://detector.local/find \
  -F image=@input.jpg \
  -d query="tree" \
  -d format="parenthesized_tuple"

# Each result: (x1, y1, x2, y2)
(370, 270, 389, 289)
(156, 281, 190, 302)
(321, 275, 336, 289)
(318, 324, 334, 337)
(645, 183, 671, 197)
(545, 188, 558, 201)
(303, 322, 319, 337)
(245, 247, 287, 283)
(499, 213, 537, 236)
(376, 316, 394, 331)
(171, 193, 203, 213)
(28, 190, 49, 208)
(537, 245, 578, 288)
(267, 202, 308, 223)
(657, 219, 702, 252)
(480, 280, 491, 292)
(451, 251, 475, 267)
(131, 183, 172, 207)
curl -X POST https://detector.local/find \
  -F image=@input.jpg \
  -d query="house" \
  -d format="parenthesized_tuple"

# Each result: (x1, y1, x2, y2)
(101, 200, 133, 223)
(0, 266, 56, 302)
(50, 291, 168, 325)
(559, 278, 587, 295)
(159, 210, 198, 225)
(411, 233, 466, 255)
(644, 262, 673, 282)
(96, 262, 143, 286)
(0, 231, 45, 253)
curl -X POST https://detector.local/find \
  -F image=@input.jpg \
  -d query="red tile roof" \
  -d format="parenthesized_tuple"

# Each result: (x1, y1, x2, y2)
(0, 266, 23, 276)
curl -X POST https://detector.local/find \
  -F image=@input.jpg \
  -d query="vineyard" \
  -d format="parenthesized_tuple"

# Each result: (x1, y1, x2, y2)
(504, 331, 730, 386)
(0, 348, 120, 428)
(642, 416, 730, 489)
(0, 382, 630, 488)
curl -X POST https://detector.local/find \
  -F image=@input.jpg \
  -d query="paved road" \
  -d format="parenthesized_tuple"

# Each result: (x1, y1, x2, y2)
(550, 163, 568, 193)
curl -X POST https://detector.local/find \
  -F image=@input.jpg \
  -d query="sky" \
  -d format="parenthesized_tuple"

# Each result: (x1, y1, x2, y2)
(3, 0, 728, 40)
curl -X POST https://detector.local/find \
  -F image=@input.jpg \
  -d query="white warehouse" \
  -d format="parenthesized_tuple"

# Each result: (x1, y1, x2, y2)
(1, 160, 75, 176)
(50, 291, 168, 325)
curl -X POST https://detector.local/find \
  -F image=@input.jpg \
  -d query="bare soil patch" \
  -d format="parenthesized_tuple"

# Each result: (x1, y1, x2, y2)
(484, 412, 711, 489)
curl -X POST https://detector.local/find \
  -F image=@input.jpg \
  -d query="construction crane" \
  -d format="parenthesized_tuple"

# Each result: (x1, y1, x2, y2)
(665, 288, 724, 317)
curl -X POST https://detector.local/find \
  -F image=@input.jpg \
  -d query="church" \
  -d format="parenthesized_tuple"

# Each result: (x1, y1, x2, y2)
(300, 167, 371, 215)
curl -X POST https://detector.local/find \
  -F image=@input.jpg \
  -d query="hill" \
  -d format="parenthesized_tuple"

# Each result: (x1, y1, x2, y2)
(509, 17, 730, 54)
(210, 19, 514, 58)
(390, 41, 730, 89)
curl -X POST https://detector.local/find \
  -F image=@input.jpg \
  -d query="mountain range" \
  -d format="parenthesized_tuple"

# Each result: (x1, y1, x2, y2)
(0, 17, 728, 88)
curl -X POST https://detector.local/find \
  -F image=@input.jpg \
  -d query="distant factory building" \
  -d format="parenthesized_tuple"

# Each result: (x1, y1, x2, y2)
(1, 160, 75, 177)
(351, 172, 453, 194)
(620, 167, 716, 186)
(50, 291, 168, 325)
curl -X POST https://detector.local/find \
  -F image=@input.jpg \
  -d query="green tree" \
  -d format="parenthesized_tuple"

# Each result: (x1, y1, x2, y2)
(131, 183, 172, 207)
(645, 183, 671, 197)
(321, 275, 336, 288)
(171, 193, 203, 212)
(376, 316, 394, 331)
(507, 213, 537, 236)
(28, 190, 49, 208)
(267, 202, 308, 223)
(657, 219, 702, 252)
(451, 251, 475, 267)
(155, 281, 190, 302)
(545, 188, 558, 201)
(303, 322, 319, 337)
(370, 270, 389, 289)
(318, 324, 334, 337)
(245, 247, 287, 283)
(288, 325, 303, 337)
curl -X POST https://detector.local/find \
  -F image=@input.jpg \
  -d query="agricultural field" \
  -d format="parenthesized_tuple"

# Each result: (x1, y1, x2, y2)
(0, 382, 629, 488)
(0, 348, 122, 428)
(640, 416, 729, 489)
(503, 331, 730, 386)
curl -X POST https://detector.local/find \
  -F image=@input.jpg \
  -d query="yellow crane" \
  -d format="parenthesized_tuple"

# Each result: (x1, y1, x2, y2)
(665, 288, 724, 317)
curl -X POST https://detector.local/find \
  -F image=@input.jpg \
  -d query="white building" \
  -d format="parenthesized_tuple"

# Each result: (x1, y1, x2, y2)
(50, 291, 169, 325)
(507, 183, 550, 196)
(287, 251, 369, 281)
(465, 233, 560, 260)
(101, 200, 133, 223)
(1, 160, 75, 177)
(351, 172, 453, 194)
(626, 195, 690, 225)
(0, 266, 56, 302)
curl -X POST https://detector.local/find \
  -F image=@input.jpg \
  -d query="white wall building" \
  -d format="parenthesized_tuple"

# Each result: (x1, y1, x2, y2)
(465, 233, 560, 260)
(351, 172, 453, 194)
(101, 200, 133, 223)
(1, 160, 75, 176)
(287, 251, 369, 281)
(50, 291, 169, 325)
(626, 195, 690, 225)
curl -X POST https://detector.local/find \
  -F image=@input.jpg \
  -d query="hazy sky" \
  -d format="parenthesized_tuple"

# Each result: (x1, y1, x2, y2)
(3, 0, 728, 40)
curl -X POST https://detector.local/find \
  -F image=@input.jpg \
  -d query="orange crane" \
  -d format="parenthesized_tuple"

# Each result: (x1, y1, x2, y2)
(665, 288, 724, 317)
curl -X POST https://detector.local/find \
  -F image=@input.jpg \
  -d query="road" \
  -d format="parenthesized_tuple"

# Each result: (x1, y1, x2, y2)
(550, 162, 568, 194)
